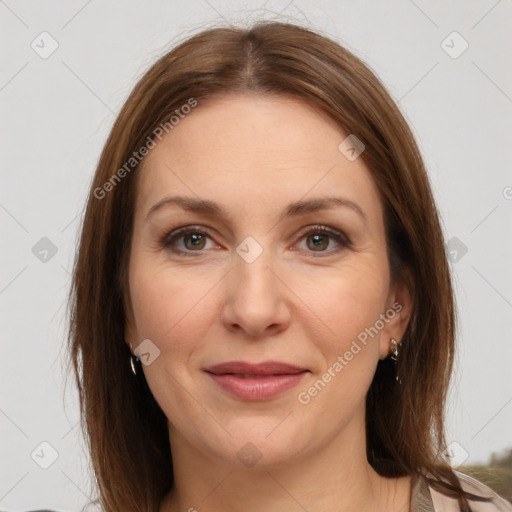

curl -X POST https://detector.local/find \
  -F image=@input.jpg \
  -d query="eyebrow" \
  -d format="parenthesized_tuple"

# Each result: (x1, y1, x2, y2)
(145, 195, 368, 225)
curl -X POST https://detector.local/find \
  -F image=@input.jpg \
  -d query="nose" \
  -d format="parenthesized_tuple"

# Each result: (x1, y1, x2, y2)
(221, 243, 291, 338)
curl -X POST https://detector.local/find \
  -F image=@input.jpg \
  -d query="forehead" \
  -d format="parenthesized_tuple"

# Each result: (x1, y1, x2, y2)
(135, 93, 383, 225)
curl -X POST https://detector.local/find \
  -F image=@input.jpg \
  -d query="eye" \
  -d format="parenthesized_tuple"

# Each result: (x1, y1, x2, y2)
(294, 225, 351, 256)
(159, 224, 351, 257)
(160, 225, 217, 256)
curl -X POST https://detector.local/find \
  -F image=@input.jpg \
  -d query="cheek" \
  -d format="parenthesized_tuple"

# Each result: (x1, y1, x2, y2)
(128, 259, 214, 357)
(295, 257, 389, 345)
(128, 260, 238, 448)
(294, 263, 387, 413)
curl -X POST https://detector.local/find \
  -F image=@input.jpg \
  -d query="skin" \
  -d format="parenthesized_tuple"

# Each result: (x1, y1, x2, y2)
(125, 93, 414, 512)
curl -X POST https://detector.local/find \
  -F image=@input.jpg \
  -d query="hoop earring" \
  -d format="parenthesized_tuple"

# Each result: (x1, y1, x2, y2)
(130, 354, 140, 375)
(129, 343, 140, 376)
(390, 338, 402, 384)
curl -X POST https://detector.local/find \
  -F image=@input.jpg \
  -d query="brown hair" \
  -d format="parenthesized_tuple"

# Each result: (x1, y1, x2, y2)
(65, 20, 489, 512)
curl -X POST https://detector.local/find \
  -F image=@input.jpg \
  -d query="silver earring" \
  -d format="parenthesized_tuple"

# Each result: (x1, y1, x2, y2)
(130, 354, 140, 375)
(129, 343, 140, 376)
(390, 338, 402, 384)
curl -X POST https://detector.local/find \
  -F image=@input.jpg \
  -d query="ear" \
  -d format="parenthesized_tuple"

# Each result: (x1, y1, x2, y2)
(378, 268, 414, 360)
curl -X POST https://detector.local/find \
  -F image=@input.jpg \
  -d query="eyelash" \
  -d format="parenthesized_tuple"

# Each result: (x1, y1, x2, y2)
(159, 224, 351, 258)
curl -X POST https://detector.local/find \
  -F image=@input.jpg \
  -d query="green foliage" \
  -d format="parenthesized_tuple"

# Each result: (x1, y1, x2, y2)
(459, 448, 512, 503)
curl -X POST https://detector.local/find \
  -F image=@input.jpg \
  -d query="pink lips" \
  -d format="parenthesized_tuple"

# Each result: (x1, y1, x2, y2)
(204, 361, 308, 401)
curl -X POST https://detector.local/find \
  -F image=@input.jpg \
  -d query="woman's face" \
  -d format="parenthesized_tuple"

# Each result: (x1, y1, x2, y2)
(125, 93, 411, 468)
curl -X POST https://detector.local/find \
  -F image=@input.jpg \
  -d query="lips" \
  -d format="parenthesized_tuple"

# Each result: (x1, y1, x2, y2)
(204, 361, 307, 375)
(204, 361, 309, 400)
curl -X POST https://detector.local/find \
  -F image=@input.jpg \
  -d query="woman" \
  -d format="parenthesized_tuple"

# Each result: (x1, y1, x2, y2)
(66, 21, 512, 512)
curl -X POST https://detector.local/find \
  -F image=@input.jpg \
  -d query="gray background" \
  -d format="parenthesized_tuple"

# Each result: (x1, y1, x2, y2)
(1, 0, 511, 510)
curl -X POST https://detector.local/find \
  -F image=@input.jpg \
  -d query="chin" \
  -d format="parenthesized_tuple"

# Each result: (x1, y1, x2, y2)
(212, 421, 311, 470)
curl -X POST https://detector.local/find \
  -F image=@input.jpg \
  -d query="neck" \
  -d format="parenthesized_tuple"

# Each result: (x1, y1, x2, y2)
(160, 407, 411, 512)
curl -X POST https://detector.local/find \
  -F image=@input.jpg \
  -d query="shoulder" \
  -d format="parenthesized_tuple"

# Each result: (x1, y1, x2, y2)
(427, 471, 512, 512)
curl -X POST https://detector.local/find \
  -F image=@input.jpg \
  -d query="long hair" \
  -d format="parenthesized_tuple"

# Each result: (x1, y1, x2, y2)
(65, 20, 488, 511)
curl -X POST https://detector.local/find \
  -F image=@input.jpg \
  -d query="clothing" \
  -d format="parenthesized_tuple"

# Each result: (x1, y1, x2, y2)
(411, 471, 512, 512)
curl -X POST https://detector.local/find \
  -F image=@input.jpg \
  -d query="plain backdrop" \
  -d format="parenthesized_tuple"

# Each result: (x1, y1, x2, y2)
(1, 1, 511, 510)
